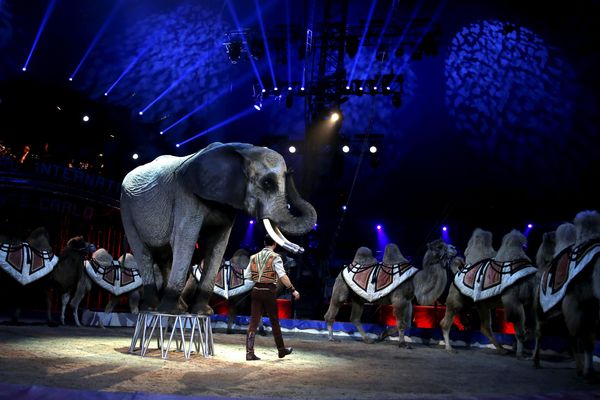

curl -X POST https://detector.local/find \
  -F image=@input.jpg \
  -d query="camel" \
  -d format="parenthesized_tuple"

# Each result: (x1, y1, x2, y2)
(0, 227, 57, 324)
(440, 228, 537, 358)
(69, 248, 144, 327)
(535, 210, 600, 379)
(44, 235, 96, 325)
(324, 239, 452, 346)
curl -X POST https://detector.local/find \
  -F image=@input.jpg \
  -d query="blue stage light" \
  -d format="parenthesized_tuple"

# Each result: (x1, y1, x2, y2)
(376, 224, 382, 230)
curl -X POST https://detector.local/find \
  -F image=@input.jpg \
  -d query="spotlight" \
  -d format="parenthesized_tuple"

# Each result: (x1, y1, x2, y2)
(330, 112, 340, 122)
(68, 77, 73, 81)
(254, 94, 263, 111)
(82, 115, 90, 122)
(376, 224, 382, 230)
(104, 92, 108, 96)
(313, 223, 318, 230)
(274, 87, 278, 91)
(288, 86, 292, 91)
(369, 145, 377, 154)
(527, 223, 533, 229)
(159, 131, 164, 135)
(176, 144, 180, 148)
(139, 111, 143, 115)
(342, 205, 347, 211)
(342, 145, 350, 153)
(132, 153, 139, 160)
(442, 226, 448, 232)
(385, 86, 391, 91)
(288, 145, 296, 153)
(261, 88, 266, 93)
(22, 67, 26, 72)
(249, 219, 255, 225)
(227, 39, 242, 63)
(345, 85, 350, 90)
(300, 86, 305, 91)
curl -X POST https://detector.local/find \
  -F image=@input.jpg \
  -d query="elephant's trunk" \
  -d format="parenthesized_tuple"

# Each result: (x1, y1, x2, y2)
(269, 173, 317, 237)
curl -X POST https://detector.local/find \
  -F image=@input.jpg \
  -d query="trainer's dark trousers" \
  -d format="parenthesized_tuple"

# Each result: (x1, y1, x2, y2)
(248, 282, 285, 350)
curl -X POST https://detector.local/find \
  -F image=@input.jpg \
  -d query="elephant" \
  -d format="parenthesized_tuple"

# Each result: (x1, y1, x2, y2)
(69, 249, 144, 327)
(441, 228, 537, 358)
(44, 235, 96, 325)
(120, 142, 317, 315)
(534, 210, 600, 379)
(324, 239, 453, 346)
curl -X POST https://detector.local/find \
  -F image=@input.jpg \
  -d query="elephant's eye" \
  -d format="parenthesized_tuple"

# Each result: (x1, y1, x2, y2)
(260, 175, 277, 192)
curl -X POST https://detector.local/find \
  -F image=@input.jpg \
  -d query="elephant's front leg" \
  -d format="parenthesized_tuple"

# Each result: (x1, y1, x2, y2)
(189, 221, 235, 315)
(158, 226, 202, 314)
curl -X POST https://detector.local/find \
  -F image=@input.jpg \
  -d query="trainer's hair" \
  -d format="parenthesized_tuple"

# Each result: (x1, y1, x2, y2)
(264, 234, 276, 247)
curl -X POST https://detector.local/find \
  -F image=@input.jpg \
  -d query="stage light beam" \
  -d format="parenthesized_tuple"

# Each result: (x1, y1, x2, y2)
(22, 0, 58, 73)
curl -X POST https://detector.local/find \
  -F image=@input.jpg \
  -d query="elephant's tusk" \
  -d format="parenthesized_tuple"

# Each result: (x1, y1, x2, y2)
(262, 219, 304, 254)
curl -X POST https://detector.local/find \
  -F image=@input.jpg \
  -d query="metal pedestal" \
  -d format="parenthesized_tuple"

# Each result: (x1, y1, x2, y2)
(129, 312, 214, 359)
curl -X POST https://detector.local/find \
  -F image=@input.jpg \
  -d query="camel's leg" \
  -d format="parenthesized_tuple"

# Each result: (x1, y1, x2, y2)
(45, 287, 54, 324)
(503, 298, 527, 359)
(60, 292, 71, 325)
(70, 275, 91, 327)
(476, 303, 505, 353)
(324, 301, 342, 342)
(99, 295, 120, 329)
(532, 308, 544, 369)
(349, 301, 372, 344)
(227, 301, 236, 334)
(393, 298, 413, 348)
(440, 287, 464, 352)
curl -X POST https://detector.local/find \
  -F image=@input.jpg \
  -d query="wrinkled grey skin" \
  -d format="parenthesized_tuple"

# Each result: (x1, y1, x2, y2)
(534, 211, 600, 379)
(324, 241, 451, 346)
(120, 142, 317, 314)
(45, 236, 96, 325)
(441, 229, 535, 358)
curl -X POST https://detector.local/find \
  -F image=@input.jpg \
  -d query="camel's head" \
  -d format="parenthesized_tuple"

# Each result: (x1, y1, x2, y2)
(353, 246, 377, 266)
(27, 226, 52, 252)
(67, 235, 96, 254)
(423, 239, 450, 267)
(382, 243, 408, 264)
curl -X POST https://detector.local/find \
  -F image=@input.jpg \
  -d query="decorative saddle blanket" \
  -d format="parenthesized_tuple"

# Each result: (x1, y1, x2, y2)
(85, 259, 143, 296)
(0, 242, 58, 285)
(539, 239, 600, 313)
(342, 261, 418, 302)
(454, 258, 537, 302)
(192, 260, 254, 299)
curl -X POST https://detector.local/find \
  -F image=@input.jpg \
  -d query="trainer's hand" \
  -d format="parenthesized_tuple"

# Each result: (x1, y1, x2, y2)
(292, 290, 300, 300)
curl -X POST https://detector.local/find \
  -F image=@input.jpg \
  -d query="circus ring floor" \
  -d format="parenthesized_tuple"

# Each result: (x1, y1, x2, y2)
(0, 313, 599, 400)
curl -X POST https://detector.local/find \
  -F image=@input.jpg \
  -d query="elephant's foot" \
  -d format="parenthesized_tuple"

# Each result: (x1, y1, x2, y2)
(362, 337, 375, 344)
(398, 341, 412, 349)
(445, 346, 457, 354)
(140, 285, 161, 311)
(494, 347, 510, 355)
(157, 291, 188, 314)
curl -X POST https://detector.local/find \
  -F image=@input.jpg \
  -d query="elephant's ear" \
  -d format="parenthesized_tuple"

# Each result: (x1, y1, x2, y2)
(180, 144, 247, 210)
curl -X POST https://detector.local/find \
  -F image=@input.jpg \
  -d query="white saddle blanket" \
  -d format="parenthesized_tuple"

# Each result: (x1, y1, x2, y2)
(539, 240, 600, 313)
(342, 261, 418, 302)
(454, 258, 536, 302)
(85, 259, 143, 296)
(192, 260, 254, 299)
(0, 242, 58, 285)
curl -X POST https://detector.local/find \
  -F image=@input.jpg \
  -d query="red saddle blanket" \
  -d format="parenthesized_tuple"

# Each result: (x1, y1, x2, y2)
(85, 259, 143, 296)
(539, 239, 600, 313)
(341, 261, 418, 302)
(0, 242, 58, 285)
(192, 260, 254, 299)
(453, 258, 536, 302)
